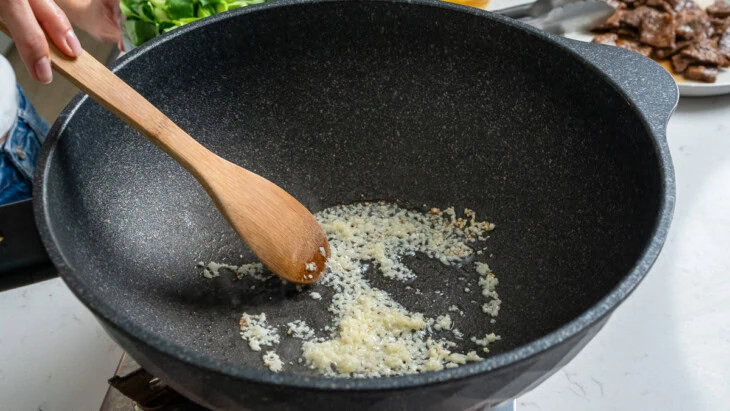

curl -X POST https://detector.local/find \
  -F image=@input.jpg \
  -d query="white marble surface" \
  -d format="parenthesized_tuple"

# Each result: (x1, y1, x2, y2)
(0, 279, 123, 411)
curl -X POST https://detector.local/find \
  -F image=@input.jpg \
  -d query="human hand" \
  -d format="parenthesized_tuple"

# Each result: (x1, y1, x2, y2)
(0, 0, 121, 84)
(64, 0, 122, 50)
(0, 0, 83, 83)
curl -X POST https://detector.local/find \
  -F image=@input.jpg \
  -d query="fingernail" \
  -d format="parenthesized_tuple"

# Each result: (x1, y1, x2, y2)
(34, 57, 52, 84)
(65, 29, 83, 56)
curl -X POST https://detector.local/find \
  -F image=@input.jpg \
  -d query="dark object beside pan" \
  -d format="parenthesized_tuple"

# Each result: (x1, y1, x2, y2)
(36, 1, 677, 409)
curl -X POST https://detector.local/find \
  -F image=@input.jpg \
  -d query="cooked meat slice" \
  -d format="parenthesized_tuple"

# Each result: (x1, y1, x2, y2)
(626, 6, 655, 27)
(684, 65, 719, 82)
(609, 6, 654, 28)
(596, 6, 679, 46)
(644, 0, 673, 11)
(653, 40, 692, 58)
(594, 5, 660, 32)
(676, 9, 714, 40)
(593, 9, 631, 30)
(640, 8, 677, 47)
(710, 17, 730, 35)
(707, 0, 730, 18)
(653, 48, 673, 59)
(617, 26, 641, 38)
(671, 54, 693, 72)
(679, 38, 728, 66)
(639, 0, 699, 11)
(618, 38, 654, 56)
(592, 15, 620, 31)
(593, 33, 619, 46)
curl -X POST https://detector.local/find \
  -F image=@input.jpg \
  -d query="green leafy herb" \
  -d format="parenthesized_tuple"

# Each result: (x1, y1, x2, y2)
(120, 0, 274, 46)
(124, 20, 159, 46)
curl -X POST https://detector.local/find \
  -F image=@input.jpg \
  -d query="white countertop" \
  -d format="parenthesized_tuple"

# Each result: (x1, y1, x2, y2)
(1, 98, 729, 410)
(0, 279, 123, 411)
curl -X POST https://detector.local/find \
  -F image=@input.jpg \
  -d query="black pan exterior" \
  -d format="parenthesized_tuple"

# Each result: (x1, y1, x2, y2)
(103, 314, 611, 410)
(35, 1, 677, 409)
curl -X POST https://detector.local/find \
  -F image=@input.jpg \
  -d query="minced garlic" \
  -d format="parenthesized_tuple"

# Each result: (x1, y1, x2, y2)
(219, 202, 503, 377)
(239, 313, 279, 351)
(263, 351, 283, 372)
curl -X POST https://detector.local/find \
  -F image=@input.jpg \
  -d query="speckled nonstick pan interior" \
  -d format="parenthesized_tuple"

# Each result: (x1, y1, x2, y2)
(35, 1, 678, 409)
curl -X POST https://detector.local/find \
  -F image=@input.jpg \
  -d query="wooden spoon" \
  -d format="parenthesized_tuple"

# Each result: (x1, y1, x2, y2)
(0, 23, 329, 284)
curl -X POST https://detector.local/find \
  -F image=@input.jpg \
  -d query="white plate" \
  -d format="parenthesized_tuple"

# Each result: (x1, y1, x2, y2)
(563, 31, 730, 97)
(484, 0, 730, 97)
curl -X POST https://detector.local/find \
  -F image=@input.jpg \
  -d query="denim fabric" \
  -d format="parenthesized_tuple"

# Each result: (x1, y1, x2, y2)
(0, 85, 49, 206)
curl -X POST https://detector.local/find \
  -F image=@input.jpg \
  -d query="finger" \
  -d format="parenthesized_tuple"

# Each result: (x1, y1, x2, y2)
(0, 0, 52, 83)
(29, 0, 82, 57)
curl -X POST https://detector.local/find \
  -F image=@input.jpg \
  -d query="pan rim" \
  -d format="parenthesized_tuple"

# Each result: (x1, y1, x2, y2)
(34, 0, 677, 392)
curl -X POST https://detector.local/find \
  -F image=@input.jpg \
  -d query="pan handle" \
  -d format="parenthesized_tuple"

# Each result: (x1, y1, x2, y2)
(556, 36, 679, 135)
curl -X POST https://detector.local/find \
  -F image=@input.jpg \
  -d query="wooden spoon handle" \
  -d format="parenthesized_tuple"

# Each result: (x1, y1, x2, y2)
(0, 23, 217, 180)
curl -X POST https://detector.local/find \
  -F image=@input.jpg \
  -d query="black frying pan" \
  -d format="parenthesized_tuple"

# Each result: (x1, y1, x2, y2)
(36, 1, 677, 409)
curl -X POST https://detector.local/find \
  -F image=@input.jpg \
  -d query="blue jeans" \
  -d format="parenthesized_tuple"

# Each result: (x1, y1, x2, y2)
(0, 85, 49, 206)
